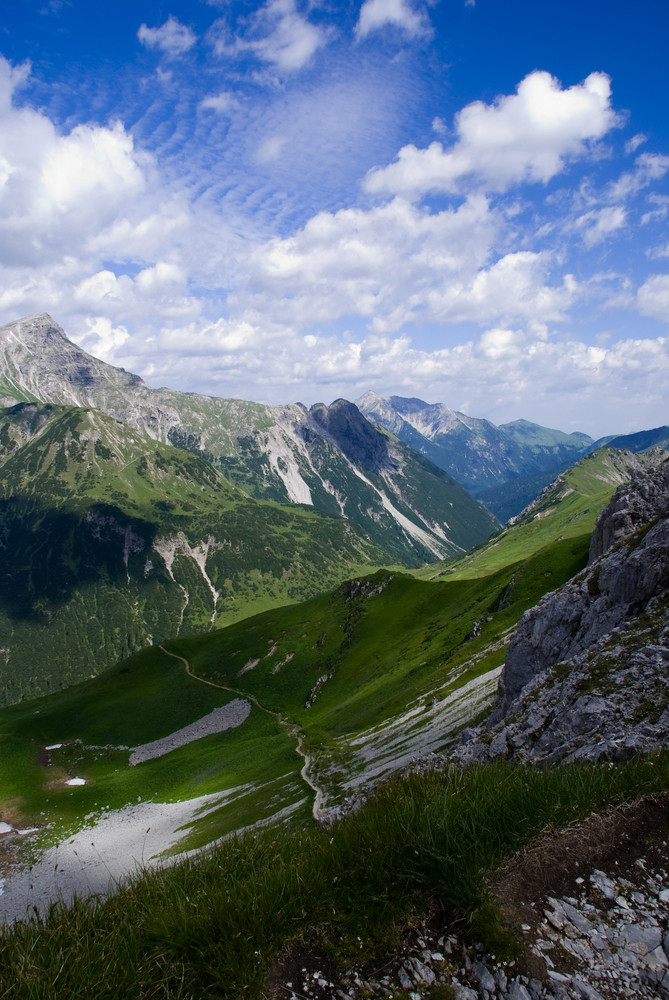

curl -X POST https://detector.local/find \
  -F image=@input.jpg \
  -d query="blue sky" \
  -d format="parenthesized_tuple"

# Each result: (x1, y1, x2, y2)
(1, 0, 668, 436)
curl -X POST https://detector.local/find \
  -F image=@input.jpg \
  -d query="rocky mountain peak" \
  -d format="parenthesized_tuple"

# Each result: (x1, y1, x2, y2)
(0, 313, 144, 407)
(589, 461, 669, 562)
(309, 398, 392, 472)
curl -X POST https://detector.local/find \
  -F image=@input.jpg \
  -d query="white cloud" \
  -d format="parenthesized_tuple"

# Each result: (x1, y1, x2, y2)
(215, 0, 331, 72)
(199, 91, 240, 114)
(637, 273, 669, 321)
(423, 251, 578, 325)
(0, 59, 152, 266)
(137, 17, 197, 57)
(641, 194, 669, 225)
(364, 71, 618, 198)
(575, 204, 627, 247)
(243, 194, 501, 330)
(625, 133, 646, 154)
(608, 152, 669, 201)
(239, 194, 580, 333)
(73, 264, 200, 324)
(255, 134, 286, 163)
(356, 0, 429, 40)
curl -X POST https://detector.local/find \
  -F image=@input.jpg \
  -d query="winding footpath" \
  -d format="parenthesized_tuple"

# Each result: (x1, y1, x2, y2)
(158, 646, 327, 822)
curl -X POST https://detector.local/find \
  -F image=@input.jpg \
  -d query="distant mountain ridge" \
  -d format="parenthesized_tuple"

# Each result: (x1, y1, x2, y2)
(356, 390, 596, 519)
(0, 314, 498, 565)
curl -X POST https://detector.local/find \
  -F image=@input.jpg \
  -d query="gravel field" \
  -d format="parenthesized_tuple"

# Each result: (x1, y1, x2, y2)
(0, 698, 254, 924)
(129, 698, 251, 764)
(0, 787, 248, 923)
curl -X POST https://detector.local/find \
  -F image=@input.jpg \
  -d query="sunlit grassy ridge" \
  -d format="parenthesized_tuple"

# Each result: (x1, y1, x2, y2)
(417, 446, 643, 582)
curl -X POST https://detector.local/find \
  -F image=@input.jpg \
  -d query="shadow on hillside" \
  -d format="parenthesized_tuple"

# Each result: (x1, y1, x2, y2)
(0, 498, 159, 619)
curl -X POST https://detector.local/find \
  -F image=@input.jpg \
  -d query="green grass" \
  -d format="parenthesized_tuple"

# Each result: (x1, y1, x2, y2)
(0, 404, 392, 704)
(416, 446, 642, 583)
(0, 529, 595, 849)
(3, 754, 669, 999)
(0, 646, 308, 848)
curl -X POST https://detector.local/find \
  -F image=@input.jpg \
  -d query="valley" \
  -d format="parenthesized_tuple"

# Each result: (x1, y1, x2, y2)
(0, 442, 655, 925)
(0, 313, 667, 1000)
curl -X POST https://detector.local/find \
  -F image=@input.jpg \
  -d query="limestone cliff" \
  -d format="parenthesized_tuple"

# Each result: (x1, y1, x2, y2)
(455, 460, 669, 765)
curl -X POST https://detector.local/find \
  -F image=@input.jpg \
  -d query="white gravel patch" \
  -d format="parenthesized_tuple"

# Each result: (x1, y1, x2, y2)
(129, 699, 251, 765)
(0, 787, 248, 924)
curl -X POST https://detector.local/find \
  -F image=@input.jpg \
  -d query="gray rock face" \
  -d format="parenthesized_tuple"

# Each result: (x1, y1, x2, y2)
(454, 460, 669, 766)
(499, 462, 669, 713)
(589, 462, 669, 561)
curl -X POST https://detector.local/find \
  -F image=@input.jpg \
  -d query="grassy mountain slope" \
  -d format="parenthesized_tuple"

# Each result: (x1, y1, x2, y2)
(421, 447, 647, 582)
(0, 539, 593, 866)
(3, 756, 669, 999)
(0, 315, 498, 564)
(0, 449, 639, 866)
(0, 403, 389, 704)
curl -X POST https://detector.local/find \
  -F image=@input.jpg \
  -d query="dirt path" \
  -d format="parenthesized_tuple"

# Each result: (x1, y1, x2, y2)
(159, 646, 327, 823)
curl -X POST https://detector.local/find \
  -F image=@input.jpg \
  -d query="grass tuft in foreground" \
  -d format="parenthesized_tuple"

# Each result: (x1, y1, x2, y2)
(4, 754, 669, 999)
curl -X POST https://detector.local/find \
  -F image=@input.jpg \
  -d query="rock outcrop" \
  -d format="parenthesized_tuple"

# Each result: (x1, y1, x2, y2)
(455, 461, 669, 766)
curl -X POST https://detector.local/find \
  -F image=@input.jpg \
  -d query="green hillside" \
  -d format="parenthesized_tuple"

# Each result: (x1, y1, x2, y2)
(0, 451, 632, 860)
(0, 403, 388, 704)
(419, 446, 645, 582)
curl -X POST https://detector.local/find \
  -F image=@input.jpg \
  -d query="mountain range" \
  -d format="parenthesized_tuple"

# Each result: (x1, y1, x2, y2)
(1, 309, 668, 999)
(356, 390, 669, 520)
(0, 314, 497, 565)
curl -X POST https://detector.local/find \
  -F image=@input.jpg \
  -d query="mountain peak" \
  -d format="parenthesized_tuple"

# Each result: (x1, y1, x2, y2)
(0, 312, 145, 408)
(310, 398, 392, 472)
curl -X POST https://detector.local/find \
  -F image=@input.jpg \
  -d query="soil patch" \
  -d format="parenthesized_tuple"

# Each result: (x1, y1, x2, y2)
(491, 792, 669, 978)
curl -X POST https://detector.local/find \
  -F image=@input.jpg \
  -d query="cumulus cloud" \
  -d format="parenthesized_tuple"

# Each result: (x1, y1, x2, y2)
(637, 273, 669, 321)
(137, 16, 197, 57)
(240, 194, 579, 332)
(243, 194, 499, 330)
(0, 55, 206, 344)
(364, 70, 618, 198)
(0, 59, 152, 266)
(356, 0, 430, 40)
